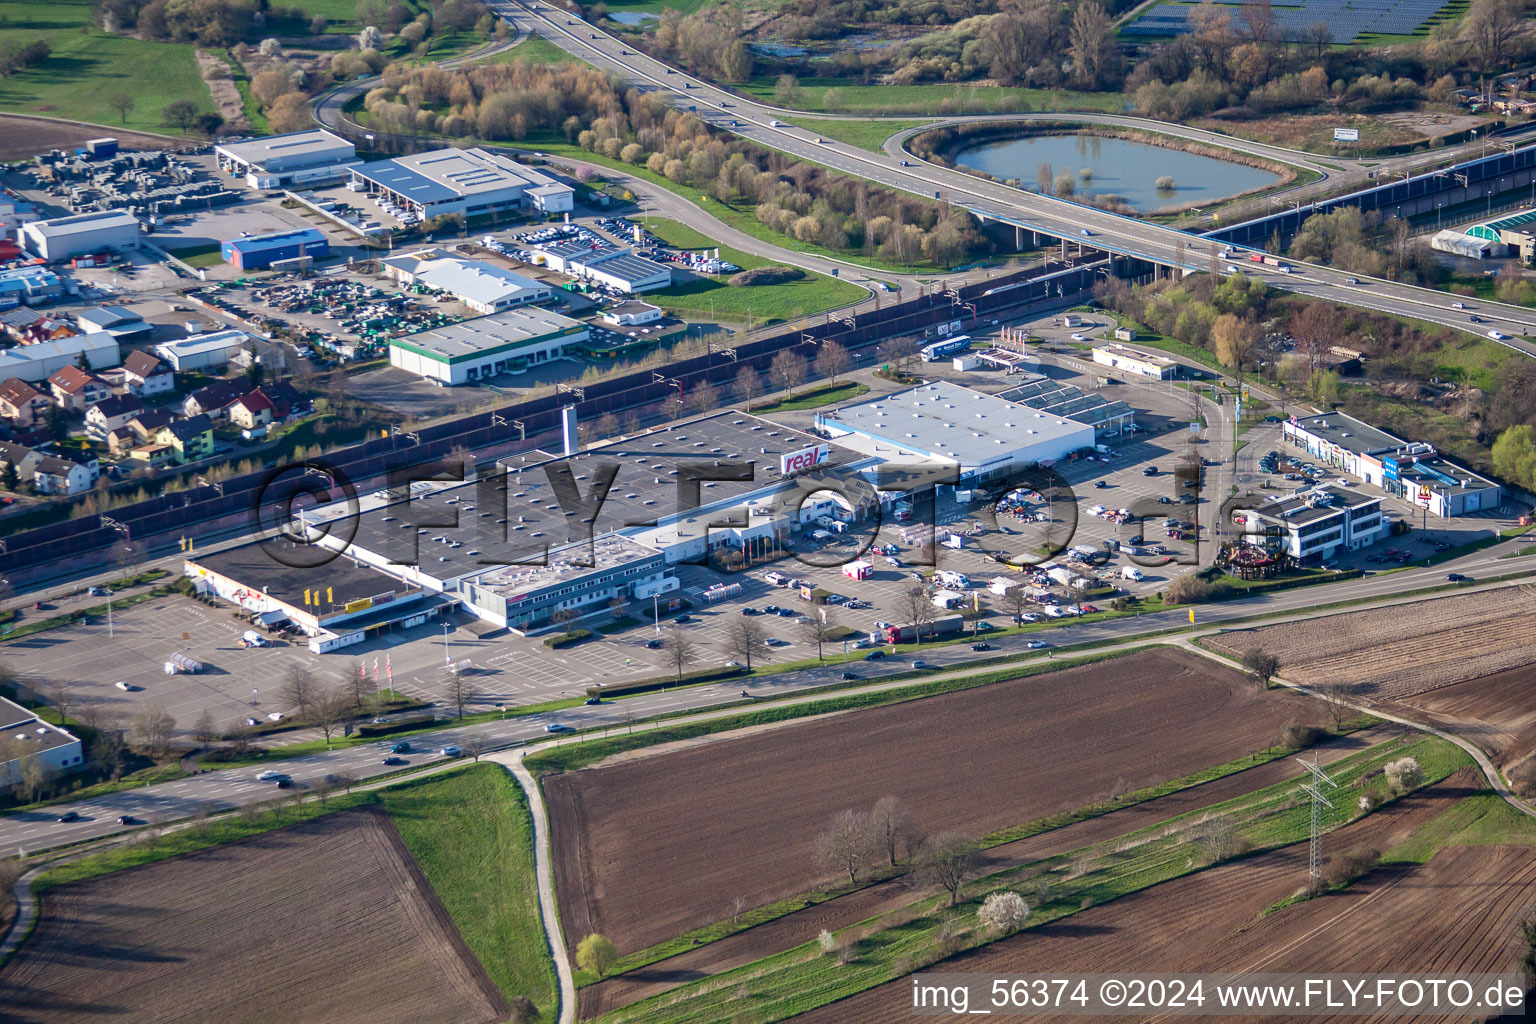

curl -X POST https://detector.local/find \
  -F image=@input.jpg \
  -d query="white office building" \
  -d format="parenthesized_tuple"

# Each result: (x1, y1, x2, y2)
(1092, 343, 1178, 380)
(349, 148, 575, 221)
(1243, 484, 1389, 564)
(0, 693, 84, 787)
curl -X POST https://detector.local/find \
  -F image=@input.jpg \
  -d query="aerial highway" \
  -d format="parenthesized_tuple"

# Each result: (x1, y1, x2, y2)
(489, 0, 1536, 354)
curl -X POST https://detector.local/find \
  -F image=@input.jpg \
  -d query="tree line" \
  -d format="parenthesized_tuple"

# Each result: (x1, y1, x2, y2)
(362, 60, 991, 267)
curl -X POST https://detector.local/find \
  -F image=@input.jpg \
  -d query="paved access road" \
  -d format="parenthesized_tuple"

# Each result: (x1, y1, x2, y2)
(6, 535, 1532, 858)
(493, 1, 1536, 350)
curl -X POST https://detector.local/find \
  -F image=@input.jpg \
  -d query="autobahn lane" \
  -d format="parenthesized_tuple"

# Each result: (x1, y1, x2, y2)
(495, 1, 1536, 353)
(5, 536, 1531, 859)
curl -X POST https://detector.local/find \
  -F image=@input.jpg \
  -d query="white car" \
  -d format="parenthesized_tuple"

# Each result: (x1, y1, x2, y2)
(441, 746, 462, 757)
(769, 119, 784, 127)
(256, 770, 284, 781)
(1026, 639, 1050, 649)
(1070, 332, 1086, 341)
(1488, 330, 1508, 341)
(266, 712, 283, 722)
(114, 680, 135, 691)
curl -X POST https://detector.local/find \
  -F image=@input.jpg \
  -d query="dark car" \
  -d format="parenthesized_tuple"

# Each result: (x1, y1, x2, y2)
(740, 607, 758, 615)
(1094, 480, 1108, 488)
(57, 811, 80, 823)
(864, 650, 886, 661)
(645, 638, 664, 649)
(382, 756, 406, 766)
(584, 697, 603, 705)
(673, 614, 691, 623)
(971, 643, 991, 651)
(390, 742, 412, 754)
(777, 607, 795, 616)
(1143, 466, 1158, 476)
(116, 815, 135, 826)
(275, 778, 293, 789)
(1447, 573, 1470, 582)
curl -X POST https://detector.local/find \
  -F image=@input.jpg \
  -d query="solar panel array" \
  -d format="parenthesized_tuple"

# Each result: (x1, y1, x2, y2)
(1124, 0, 1451, 43)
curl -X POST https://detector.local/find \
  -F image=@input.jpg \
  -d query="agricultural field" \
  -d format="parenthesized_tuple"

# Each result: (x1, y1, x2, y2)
(0, 807, 510, 1024)
(577, 725, 1394, 1018)
(545, 647, 1317, 957)
(0, 115, 178, 162)
(1207, 588, 1536, 699)
(1397, 663, 1536, 774)
(791, 772, 1515, 1024)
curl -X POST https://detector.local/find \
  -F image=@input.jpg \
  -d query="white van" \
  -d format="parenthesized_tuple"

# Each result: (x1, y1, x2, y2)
(241, 630, 268, 647)
(1121, 566, 1143, 582)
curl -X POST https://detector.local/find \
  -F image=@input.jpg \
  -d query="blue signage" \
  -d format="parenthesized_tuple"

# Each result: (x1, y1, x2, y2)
(1384, 456, 1399, 481)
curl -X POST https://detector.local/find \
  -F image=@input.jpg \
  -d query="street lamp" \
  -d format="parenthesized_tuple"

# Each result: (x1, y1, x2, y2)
(441, 622, 451, 669)
(1437, 202, 1444, 230)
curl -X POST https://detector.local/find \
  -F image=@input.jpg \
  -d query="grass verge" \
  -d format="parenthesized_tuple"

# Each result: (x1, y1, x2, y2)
(752, 382, 869, 413)
(785, 118, 933, 153)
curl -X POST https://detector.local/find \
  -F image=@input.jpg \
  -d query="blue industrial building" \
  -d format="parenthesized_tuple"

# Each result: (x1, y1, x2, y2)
(221, 228, 330, 270)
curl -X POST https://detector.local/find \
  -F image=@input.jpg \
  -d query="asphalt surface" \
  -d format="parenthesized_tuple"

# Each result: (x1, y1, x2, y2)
(494, 1, 1536, 350)
(6, 534, 1532, 858)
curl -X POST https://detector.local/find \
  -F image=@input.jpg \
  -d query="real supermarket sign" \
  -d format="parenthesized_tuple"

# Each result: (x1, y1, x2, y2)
(780, 443, 831, 476)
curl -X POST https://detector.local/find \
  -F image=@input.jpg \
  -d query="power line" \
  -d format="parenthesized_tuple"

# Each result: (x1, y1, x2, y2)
(1296, 752, 1338, 887)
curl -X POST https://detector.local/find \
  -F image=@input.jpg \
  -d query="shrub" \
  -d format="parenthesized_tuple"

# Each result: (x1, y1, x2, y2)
(1281, 720, 1322, 750)
(1323, 845, 1379, 887)
(1510, 759, 1536, 798)
(818, 929, 837, 954)
(1155, 175, 1176, 190)
(1384, 756, 1423, 795)
(1358, 793, 1377, 813)
(542, 629, 591, 649)
(729, 266, 805, 287)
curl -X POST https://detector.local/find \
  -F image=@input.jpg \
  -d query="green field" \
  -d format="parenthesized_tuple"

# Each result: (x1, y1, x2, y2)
(380, 766, 557, 1019)
(0, 0, 213, 135)
(637, 217, 867, 323)
(743, 76, 1127, 116)
(491, 32, 582, 65)
(787, 118, 933, 153)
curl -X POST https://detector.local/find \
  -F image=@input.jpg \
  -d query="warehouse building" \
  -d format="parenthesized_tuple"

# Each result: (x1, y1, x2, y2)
(1091, 342, 1178, 380)
(537, 239, 671, 294)
(20, 210, 140, 263)
(1243, 484, 1388, 564)
(388, 307, 588, 384)
(1431, 229, 1504, 259)
(0, 266, 68, 308)
(155, 329, 249, 372)
(0, 693, 84, 788)
(381, 249, 552, 312)
(817, 381, 1096, 487)
(0, 334, 120, 382)
(76, 305, 151, 343)
(997, 376, 1136, 439)
(348, 147, 574, 221)
(221, 228, 331, 271)
(214, 129, 360, 188)
(1282, 413, 1502, 517)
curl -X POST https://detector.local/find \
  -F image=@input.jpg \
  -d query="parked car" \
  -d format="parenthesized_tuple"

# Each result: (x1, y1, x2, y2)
(1143, 466, 1158, 476)
(645, 638, 664, 649)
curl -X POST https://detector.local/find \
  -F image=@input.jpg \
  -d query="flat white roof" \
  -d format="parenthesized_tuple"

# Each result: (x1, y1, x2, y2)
(25, 210, 137, 238)
(156, 329, 248, 357)
(1094, 342, 1176, 368)
(215, 129, 354, 167)
(412, 258, 550, 306)
(357, 147, 560, 204)
(823, 380, 1093, 464)
(392, 307, 584, 360)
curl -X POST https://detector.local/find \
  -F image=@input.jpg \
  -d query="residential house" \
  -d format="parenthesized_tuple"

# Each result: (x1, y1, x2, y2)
(121, 351, 175, 398)
(182, 380, 243, 419)
(85, 394, 144, 441)
(127, 442, 175, 469)
(0, 440, 41, 485)
(0, 309, 75, 345)
(32, 455, 94, 495)
(155, 413, 214, 464)
(259, 381, 309, 420)
(227, 390, 276, 431)
(0, 377, 51, 429)
(48, 366, 110, 412)
(108, 408, 173, 453)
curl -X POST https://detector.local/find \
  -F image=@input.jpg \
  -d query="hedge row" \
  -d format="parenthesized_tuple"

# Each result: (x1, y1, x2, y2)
(543, 629, 592, 649)
(587, 665, 746, 698)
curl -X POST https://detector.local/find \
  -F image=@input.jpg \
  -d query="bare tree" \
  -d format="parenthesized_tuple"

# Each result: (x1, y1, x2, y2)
(686, 379, 720, 416)
(107, 94, 135, 125)
(448, 668, 472, 720)
(317, 686, 351, 744)
(876, 336, 918, 376)
(724, 615, 771, 671)
(345, 662, 369, 710)
(663, 629, 695, 684)
(280, 664, 316, 720)
(45, 682, 73, 727)
(17, 753, 50, 804)
(1003, 586, 1032, 624)
(799, 609, 837, 661)
(734, 365, 763, 409)
(769, 349, 807, 397)
(814, 809, 877, 884)
(93, 710, 126, 780)
(814, 341, 851, 385)
(1190, 814, 1245, 863)
(129, 706, 176, 758)
(1242, 648, 1280, 689)
(917, 831, 981, 905)
(1316, 682, 1353, 732)
(899, 583, 934, 645)
(729, 895, 748, 925)
(110, 538, 139, 581)
(1465, 0, 1522, 67)
(193, 709, 218, 747)
(961, 598, 989, 637)
(329, 770, 358, 794)
(870, 795, 919, 866)
(464, 733, 491, 761)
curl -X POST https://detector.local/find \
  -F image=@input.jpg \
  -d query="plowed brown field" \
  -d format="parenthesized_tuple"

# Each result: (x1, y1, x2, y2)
(792, 773, 1512, 1024)
(1208, 588, 1536, 700)
(547, 647, 1317, 958)
(0, 807, 508, 1024)
(1395, 664, 1536, 773)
